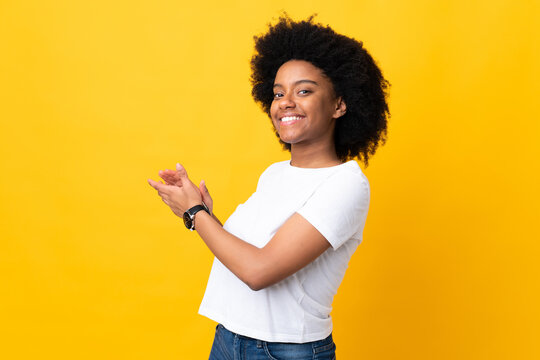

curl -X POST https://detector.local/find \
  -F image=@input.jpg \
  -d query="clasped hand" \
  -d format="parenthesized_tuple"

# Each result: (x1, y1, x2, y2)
(147, 163, 213, 218)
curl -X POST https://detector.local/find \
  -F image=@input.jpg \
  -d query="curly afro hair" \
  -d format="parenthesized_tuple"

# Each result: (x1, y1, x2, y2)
(250, 15, 390, 166)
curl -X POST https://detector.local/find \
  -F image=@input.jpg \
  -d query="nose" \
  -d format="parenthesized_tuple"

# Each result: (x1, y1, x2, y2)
(278, 93, 295, 109)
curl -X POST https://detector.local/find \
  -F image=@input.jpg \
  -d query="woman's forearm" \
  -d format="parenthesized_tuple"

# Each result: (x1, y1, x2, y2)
(194, 210, 265, 290)
(211, 213, 223, 226)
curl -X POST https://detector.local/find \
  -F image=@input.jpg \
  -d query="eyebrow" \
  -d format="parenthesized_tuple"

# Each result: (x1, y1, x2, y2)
(273, 79, 319, 88)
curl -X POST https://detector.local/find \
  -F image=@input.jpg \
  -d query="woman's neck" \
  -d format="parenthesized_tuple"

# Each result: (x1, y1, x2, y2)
(289, 142, 342, 168)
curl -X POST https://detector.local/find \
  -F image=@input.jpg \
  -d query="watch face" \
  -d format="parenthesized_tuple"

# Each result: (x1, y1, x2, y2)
(183, 212, 193, 230)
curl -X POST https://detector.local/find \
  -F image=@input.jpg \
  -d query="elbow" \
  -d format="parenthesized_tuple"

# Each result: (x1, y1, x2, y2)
(247, 281, 271, 292)
(243, 268, 272, 291)
(247, 282, 264, 292)
(245, 275, 267, 292)
(238, 249, 275, 291)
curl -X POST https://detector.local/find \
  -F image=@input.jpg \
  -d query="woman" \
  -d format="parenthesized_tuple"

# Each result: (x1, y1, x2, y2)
(148, 15, 389, 360)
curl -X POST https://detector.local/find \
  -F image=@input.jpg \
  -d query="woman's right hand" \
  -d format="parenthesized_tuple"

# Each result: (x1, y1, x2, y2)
(159, 169, 214, 214)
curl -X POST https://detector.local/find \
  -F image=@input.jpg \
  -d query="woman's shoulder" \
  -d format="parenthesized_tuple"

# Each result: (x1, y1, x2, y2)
(308, 161, 370, 215)
(314, 161, 370, 202)
(337, 160, 369, 185)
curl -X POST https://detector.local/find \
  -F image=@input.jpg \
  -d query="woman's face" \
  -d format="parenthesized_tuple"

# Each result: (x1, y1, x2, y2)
(270, 60, 345, 149)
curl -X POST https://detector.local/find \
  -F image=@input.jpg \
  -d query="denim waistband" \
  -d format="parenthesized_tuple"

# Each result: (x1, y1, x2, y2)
(212, 323, 336, 359)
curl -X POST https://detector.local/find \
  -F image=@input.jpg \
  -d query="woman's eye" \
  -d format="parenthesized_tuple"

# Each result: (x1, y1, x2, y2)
(273, 93, 283, 99)
(298, 90, 311, 95)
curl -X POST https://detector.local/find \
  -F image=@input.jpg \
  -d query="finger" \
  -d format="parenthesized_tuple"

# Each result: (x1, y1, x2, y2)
(161, 169, 176, 178)
(199, 180, 212, 214)
(148, 178, 163, 190)
(154, 183, 172, 196)
(199, 180, 210, 196)
(161, 171, 183, 186)
(159, 191, 171, 203)
(159, 172, 175, 185)
(158, 188, 170, 197)
(176, 163, 189, 179)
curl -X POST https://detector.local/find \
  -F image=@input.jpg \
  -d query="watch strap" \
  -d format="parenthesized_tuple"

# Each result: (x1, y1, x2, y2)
(187, 204, 207, 218)
(184, 204, 209, 231)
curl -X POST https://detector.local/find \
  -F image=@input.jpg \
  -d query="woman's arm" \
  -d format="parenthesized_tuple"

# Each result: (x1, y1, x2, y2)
(148, 164, 330, 291)
(194, 210, 329, 291)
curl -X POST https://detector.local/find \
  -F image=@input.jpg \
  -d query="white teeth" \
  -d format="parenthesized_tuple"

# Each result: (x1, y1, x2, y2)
(281, 116, 302, 122)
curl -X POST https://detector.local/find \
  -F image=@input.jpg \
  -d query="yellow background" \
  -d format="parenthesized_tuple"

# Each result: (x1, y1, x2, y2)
(1, 0, 538, 358)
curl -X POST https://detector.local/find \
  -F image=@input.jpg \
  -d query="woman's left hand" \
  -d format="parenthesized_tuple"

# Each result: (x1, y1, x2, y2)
(147, 163, 203, 217)
(159, 169, 214, 215)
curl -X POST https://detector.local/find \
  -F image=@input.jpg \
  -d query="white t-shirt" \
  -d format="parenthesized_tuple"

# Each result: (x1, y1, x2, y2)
(198, 160, 370, 343)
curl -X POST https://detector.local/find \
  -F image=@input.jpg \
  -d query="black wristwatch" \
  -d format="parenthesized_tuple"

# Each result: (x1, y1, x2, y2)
(183, 203, 210, 231)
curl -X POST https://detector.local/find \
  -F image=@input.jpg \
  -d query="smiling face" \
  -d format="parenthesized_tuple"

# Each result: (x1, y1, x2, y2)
(270, 60, 346, 151)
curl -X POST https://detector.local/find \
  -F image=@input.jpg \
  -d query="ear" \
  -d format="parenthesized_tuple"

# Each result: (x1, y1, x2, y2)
(333, 97, 347, 119)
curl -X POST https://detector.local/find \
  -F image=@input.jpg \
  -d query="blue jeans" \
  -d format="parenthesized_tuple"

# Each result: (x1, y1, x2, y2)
(209, 324, 336, 360)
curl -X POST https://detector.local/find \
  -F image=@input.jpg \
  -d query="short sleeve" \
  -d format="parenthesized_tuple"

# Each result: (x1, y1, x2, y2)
(296, 170, 370, 249)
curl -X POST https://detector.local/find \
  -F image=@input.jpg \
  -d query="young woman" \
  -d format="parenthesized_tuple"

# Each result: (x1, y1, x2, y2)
(148, 15, 390, 360)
